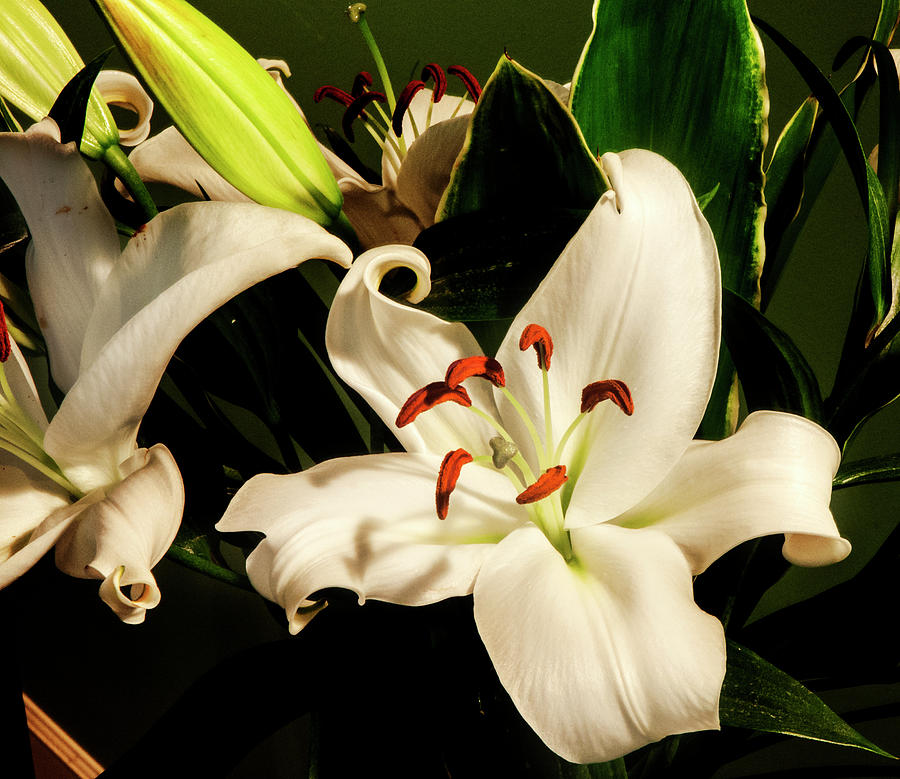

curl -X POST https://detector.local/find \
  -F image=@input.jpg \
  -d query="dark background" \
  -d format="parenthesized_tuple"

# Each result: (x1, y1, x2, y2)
(8, 0, 900, 775)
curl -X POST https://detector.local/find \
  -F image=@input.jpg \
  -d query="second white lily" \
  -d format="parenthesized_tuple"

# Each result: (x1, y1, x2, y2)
(0, 119, 352, 622)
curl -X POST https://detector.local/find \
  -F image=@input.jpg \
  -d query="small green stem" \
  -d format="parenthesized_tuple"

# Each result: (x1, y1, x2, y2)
(102, 144, 158, 222)
(330, 210, 360, 253)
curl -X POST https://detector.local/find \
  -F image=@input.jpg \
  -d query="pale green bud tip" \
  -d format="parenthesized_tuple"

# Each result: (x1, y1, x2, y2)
(346, 3, 368, 23)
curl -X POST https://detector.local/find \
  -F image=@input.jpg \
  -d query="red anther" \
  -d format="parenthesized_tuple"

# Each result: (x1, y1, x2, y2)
(351, 71, 374, 97)
(0, 300, 10, 362)
(392, 80, 426, 137)
(341, 90, 387, 142)
(420, 63, 447, 102)
(444, 356, 505, 389)
(396, 381, 472, 427)
(519, 324, 553, 371)
(436, 448, 473, 519)
(516, 465, 568, 505)
(314, 84, 354, 107)
(447, 65, 482, 103)
(581, 379, 634, 416)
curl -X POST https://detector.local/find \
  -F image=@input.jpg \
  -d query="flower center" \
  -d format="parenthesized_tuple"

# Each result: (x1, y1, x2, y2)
(396, 324, 633, 558)
(0, 302, 80, 498)
(315, 3, 481, 176)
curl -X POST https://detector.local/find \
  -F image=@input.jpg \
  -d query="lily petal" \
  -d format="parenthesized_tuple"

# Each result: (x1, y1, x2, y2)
(382, 88, 474, 192)
(3, 339, 49, 430)
(613, 411, 850, 571)
(325, 245, 497, 455)
(395, 113, 471, 226)
(217, 452, 526, 633)
(339, 179, 422, 248)
(44, 201, 352, 491)
(495, 149, 720, 524)
(0, 120, 119, 391)
(474, 523, 724, 764)
(0, 495, 95, 588)
(126, 125, 251, 202)
(53, 444, 183, 624)
(94, 70, 154, 146)
(0, 453, 70, 565)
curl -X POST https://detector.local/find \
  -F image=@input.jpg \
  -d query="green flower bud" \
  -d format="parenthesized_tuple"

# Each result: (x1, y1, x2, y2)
(90, 0, 343, 225)
(0, 0, 120, 157)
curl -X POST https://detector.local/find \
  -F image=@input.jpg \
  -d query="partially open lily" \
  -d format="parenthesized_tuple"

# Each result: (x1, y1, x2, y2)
(124, 59, 477, 248)
(90, 0, 343, 227)
(0, 119, 352, 622)
(217, 150, 849, 761)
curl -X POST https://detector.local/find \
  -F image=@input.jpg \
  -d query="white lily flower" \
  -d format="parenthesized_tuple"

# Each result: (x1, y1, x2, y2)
(0, 119, 352, 622)
(216, 148, 851, 760)
(217, 149, 850, 761)
(123, 59, 476, 249)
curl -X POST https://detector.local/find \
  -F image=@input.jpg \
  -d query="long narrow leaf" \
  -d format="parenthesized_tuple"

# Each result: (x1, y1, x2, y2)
(720, 641, 894, 758)
(754, 17, 891, 331)
(723, 289, 824, 421)
(834, 453, 900, 488)
(762, 97, 818, 303)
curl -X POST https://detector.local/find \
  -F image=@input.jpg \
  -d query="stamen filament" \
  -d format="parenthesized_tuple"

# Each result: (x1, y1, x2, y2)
(498, 387, 548, 470)
(553, 411, 587, 464)
(472, 453, 526, 492)
(0, 439, 80, 496)
(448, 95, 468, 119)
(542, 367, 552, 461)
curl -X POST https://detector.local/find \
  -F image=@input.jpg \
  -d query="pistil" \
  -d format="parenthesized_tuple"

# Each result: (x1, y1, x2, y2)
(396, 322, 632, 564)
(346, 3, 397, 111)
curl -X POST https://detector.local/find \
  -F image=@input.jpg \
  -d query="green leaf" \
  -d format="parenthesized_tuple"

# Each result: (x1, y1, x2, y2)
(873, 0, 900, 50)
(834, 453, 900, 488)
(696, 182, 720, 212)
(762, 1, 899, 309)
(573, 760, 628, 778)
(570, 0, 767, 439)
(720, 640, 895, 758)
(870, 42, 900, 247)
(0, 95, 21, 132)
(826, 331, 900, 448)
(723, 289, 824, 421)
(408, 208, 590, 323)
(167, 528, 251, 589)
(439, 55, 605, 220)
(48, 48, 111, 147)
(755, 18, 891, 335)
(762, 97, 818, 304)
(571, 0, 767, 300)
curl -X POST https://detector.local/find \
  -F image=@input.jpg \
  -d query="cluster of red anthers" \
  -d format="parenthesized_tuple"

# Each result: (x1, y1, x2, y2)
(394, 324, 635, 520)
(0, 299, 11, 363)
(314, 63, 482, 143)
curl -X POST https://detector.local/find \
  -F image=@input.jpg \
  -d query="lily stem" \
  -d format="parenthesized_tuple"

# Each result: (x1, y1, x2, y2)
(102, 144, 158, 223)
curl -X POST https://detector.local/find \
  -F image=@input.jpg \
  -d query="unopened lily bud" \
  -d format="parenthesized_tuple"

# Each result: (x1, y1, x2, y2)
(91, 0, 344, 226)
(0, 0, 119, 157)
